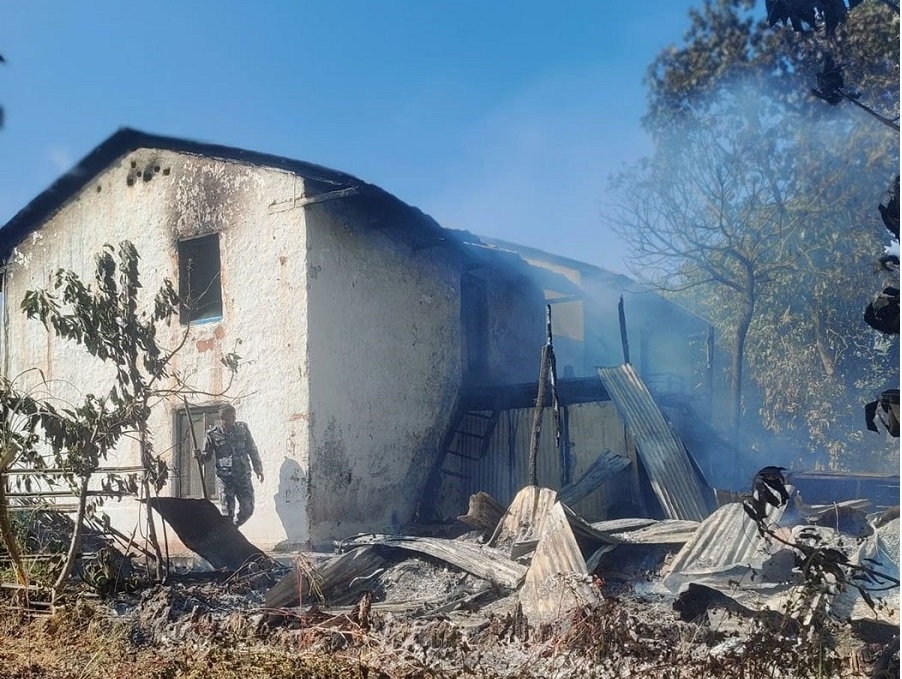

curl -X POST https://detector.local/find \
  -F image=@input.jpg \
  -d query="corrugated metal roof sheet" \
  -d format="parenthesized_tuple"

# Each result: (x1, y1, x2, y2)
(610, 520, 699, 545)
(597, 364, 709, 521)
(590, 517, 700, 545)
(449, 401, 631, 521)
(519, 501, 599, 623)
(489, 485, 558, 551)
(341, 534, 526, 590)
(488, 486, 622, 556)
(663, 500, 790, 592)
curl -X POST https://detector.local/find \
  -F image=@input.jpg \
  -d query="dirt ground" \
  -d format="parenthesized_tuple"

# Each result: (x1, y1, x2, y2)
(0, 554, 896, 679)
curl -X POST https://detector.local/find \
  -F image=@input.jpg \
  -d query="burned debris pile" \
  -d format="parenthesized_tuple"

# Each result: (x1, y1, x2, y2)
(1, 472, 899, 678)
(182, 480, 898, 676)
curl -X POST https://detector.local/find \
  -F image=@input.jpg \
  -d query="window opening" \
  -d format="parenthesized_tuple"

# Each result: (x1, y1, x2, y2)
(178, 234, 222, 324)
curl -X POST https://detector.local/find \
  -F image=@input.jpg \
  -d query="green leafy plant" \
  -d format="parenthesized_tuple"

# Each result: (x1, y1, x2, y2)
(1, 241, 238, 605)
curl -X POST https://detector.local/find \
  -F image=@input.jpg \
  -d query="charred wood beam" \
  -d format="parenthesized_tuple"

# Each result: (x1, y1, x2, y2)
(528, 344, 551, 487)
(618, 295, 630, 364)
(545, 306, 566, 485)
(456, 491, 506, 537)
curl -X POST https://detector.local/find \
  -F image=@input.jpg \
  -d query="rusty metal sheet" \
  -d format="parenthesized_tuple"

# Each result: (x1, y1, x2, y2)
(519, 501, 600, 623)
(148, 497, 266, 571)
(597, 364, 709, 521)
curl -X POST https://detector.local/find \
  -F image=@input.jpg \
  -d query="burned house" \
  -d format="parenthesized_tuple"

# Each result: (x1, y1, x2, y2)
(424, 239, 717, 522)
(478, 238, 712, 392)
(0, 129, 712, 557)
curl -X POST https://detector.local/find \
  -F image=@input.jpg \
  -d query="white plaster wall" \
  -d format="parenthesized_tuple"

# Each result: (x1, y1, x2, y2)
(304, 200, 462, 546)
(2, 145, 565, 558)
(3, 149, 312, 552)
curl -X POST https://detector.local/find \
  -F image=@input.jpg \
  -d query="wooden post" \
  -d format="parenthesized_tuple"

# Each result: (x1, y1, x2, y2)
(618, 295, 630, 364)
(543, 306, 570, 487)
(528, 346, 550, 487)
(558, 406, 572, 487)
(528, 305, 555, 487)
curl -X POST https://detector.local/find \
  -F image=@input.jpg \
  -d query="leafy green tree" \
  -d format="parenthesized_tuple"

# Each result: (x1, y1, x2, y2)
(754, 0, 900, 459)
(614, 0, 899, 469)
(1, 241, 236, 603)
(0, 372, 143, 600)
(645, 0, 899, 132)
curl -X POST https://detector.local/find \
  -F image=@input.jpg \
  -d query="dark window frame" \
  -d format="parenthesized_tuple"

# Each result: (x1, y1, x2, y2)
(178, 233, 223, 324)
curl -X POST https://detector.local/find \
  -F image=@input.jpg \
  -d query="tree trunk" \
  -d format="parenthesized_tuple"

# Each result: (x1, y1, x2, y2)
(0, 480, 30, 604)
(139, 421, 165, 581)
(52, 473, 89, 602)
(706, 325, 715, 424)
(730, 294, 755, 454)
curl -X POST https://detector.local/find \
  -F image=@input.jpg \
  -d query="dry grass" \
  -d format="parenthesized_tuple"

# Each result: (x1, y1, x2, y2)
(0, 589, 893, 679)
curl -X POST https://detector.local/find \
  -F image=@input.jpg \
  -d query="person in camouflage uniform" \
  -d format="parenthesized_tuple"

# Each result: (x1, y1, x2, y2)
(198, 404, 264, 526)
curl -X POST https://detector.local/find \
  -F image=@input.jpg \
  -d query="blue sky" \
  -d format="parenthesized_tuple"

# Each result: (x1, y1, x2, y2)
(1, 1, 714, 272)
